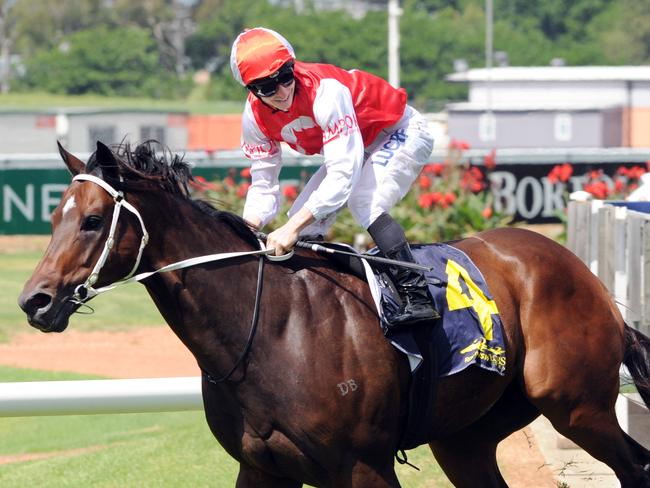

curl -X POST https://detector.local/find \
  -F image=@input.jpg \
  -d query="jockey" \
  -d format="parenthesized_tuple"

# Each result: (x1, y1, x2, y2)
(230, 27, 439, 328)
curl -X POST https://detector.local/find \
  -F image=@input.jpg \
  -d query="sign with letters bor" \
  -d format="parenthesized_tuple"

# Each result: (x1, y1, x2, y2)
(487, 161, 641, 223)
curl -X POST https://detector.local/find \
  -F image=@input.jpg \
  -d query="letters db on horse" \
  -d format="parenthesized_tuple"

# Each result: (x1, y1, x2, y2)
(2, 149, 650, 234)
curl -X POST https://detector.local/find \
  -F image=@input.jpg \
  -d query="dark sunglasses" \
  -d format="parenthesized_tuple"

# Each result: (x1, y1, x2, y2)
(247, 64, 295, 98)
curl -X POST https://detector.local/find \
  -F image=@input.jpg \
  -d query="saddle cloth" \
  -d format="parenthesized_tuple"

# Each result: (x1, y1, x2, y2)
(356, 242, 507, 377)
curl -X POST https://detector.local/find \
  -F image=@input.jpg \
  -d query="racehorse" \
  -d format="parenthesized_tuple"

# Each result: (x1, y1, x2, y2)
(18, 141, 650, 487)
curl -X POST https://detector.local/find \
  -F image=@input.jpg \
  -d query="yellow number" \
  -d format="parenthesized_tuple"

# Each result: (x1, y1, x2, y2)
(445, 259, 499, 340)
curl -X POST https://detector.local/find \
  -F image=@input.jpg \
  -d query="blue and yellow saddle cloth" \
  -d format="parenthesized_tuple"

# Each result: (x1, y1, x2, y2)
(371, 243, 506, 377)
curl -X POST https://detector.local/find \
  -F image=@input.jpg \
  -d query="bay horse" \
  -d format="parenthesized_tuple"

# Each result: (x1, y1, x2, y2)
(18, 141, 650, 487)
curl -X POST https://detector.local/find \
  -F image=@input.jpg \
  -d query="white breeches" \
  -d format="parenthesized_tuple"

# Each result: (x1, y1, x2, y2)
(288, 105, 434, 236)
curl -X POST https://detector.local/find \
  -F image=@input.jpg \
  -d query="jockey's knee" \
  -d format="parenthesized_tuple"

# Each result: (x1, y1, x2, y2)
(348, 196, 388, 230)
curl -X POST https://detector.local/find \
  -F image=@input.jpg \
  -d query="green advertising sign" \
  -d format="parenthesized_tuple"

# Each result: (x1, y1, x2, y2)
(2, 166, 70, 234)
(0, 156, 317, 235)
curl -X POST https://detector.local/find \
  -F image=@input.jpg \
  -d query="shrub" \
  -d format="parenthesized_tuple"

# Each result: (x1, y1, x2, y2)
(191, 146, 510, 247)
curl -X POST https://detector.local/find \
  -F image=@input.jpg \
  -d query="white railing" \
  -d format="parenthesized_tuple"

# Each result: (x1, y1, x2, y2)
(567, 200, 650, 449)
(567, 200, 650, 335)
(0, 377, 202, 417)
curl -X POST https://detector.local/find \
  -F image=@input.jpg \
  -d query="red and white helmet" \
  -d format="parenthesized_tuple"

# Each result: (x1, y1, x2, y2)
(230, 27, 296, 86)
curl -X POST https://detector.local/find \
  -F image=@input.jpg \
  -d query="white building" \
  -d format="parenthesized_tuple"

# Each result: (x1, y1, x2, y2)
(446, 66, 650, 148)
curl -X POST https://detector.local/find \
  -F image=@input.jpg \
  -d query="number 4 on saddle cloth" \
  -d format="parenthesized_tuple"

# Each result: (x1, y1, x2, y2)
(376, 243, 506, 378)
(331, 242, 506, 377)
(320, 241, 506, 451)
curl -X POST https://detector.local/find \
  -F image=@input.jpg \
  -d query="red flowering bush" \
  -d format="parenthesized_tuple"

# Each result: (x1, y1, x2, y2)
(391, 143, 509, 242)
(282, 184, 298, 201)
(546, 162, 648, 201)
(547, 163, 573, 184)
(547, 162, 650, 243)
(190, 143, 509, 245)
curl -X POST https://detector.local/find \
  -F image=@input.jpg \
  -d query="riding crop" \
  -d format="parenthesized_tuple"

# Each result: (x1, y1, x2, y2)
(254, 231, 433, 272)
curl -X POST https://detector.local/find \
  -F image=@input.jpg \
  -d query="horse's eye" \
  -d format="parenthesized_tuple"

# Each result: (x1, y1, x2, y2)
(81, 215, 104, 232)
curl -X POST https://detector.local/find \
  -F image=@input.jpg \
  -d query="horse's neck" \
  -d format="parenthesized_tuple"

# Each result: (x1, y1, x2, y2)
(137, 197, 261, 372)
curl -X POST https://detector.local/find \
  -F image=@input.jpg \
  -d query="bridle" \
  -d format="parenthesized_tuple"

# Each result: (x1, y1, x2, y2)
(71, 174, 149, 303)
(69, 173, 277, 303)
(69, 173, 279, 382)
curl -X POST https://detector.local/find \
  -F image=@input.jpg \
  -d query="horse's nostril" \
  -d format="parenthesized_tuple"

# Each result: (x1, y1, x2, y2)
(21, 292, 52, 315)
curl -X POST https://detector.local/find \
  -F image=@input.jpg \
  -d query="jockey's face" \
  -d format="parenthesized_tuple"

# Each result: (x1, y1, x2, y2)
(261, 79, 295, 111)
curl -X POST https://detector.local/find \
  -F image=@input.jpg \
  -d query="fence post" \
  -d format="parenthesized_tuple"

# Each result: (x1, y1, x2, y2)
(614, 206, 629, 322)
(567, 201, 591, 262)
(597, 205, 616, 293)
(589, 200, 604, 274)
(627, 214, 644, 330)
(642, 219, 650, 336)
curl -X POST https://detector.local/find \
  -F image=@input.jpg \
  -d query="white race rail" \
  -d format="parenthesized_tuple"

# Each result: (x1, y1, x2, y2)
(567, 200, 650, 335)
(567, 200, 650, 449)
(0, 377, 203, 417)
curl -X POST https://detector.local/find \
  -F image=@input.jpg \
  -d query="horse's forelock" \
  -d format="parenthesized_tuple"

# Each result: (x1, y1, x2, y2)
(87, 141, 258, 247)
(87, 141, 192, 196)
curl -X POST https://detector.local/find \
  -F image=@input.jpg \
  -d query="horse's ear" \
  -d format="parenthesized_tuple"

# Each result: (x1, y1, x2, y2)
(57, 141, 86, 176)
(95, 141, 120, 181)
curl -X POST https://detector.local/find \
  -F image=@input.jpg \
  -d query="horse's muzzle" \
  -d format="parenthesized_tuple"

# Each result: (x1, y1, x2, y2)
(18, 288, 75, 332)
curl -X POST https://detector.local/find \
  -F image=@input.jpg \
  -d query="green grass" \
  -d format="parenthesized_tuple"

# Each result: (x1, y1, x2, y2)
(0, 366, 239, 487)
(0, 92, 243, 115)
(0, 365, 450, 487)
(2, 247, 165, 342)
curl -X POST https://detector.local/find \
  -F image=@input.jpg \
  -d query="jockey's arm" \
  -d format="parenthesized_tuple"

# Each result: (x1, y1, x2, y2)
(265, 206, 315, 256)
(301, 79, 365, 222)
(241, 101, 283, 229)
(267, 80, 365, 255)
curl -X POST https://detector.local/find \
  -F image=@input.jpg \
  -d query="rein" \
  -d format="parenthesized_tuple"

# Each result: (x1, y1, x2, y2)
(69, 174, 276, 382)
(70, 174, 274, 303)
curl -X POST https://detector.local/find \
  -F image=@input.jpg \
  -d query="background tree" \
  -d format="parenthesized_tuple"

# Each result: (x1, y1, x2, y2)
(20, 26, 188, 98)
(112, 0, 197, 76)
(590, 0, 650, 65)
(0, 0, 17, 93)
(9, 0, 112, 56)
(2, 0, 647, 105)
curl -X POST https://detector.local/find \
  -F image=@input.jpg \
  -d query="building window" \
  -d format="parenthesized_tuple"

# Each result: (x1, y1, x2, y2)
(140, 125, 165, 144)
(554, 113, 572, 141)
(88, 126, 116, 151)
(479, 112, 496, 141)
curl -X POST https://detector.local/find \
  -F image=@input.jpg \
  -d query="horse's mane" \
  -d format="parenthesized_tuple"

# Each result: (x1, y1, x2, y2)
(88, 140, 259, 248)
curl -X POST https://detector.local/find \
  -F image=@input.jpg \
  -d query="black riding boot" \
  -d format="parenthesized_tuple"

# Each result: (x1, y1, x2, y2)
(386, 243, 440, 326)
(368, 213, 440, 328)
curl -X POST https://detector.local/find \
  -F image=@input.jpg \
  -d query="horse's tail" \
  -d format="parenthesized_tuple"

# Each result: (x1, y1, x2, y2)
(624, 323, 650, 407)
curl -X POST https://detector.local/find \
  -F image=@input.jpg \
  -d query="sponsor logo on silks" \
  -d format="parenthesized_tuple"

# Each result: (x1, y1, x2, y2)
(242, 140, 278, 159)
(322, 114, 359, 144)
(460, 338, 506, 369)
(372, 128, 408, 166)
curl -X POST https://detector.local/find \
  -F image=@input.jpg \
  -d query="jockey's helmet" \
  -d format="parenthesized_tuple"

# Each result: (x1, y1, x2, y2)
(230, 27, 296, 86)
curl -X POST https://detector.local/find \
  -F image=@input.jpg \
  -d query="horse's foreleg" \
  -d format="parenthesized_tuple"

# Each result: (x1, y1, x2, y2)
(235, 464, 302, 488)
(430, 437, 507, 488)
(342, 462, 401, 488)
